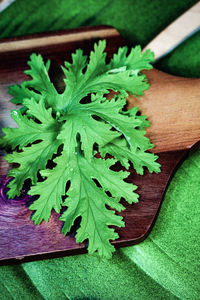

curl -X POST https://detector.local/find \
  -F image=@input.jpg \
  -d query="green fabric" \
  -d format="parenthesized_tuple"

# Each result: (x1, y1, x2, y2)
(0, 0, 200, 299)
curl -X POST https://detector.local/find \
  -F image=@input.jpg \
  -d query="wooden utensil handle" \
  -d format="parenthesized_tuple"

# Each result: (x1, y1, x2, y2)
(143, 2, 200, 61)
(128, 69, 200, 153)
(0, 0, 15, 13)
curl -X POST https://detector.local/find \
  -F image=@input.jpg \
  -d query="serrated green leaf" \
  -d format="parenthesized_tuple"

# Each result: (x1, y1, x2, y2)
(29, 150, 70, 224)
(61, 49, 87, 108)
(24, 54, 55, 95)
(0, 40, 160, 258)
(58, 102, 121, 159)
(108, 45, 154, 75)
(23, 98, 54, 124)
(9, 83, 40, 105)
(59, 41, 150, 111)
(0, 107, 60, 150)
(6, 139, 60, 198)
(101, 137, 160, 175)
(72, 95, 152, 151)
(9, 53, 59, 109)
(0, 99, 61, 197)
(60, 154, 136, 259)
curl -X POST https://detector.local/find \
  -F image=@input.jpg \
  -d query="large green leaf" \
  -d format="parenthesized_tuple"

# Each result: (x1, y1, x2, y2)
(123, 149, 200, 299)
(1, 40, 159, 258)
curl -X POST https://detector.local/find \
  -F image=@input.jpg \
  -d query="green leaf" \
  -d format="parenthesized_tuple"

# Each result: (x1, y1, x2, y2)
(60, 154, 137, 259)
(75, 95, 153, 151)
(0, 99, 61, 197)
(0, 40, 160, 258)
(62, 49, 87, 101)
(108, 45, 154, 75)
(24, 54, 55, 96)
(59, 41, 150, 111)
(101, 137, 160, 174)
(58, 105, 120, 159)
(0, 111, 50, 150)
(9, 53, 59, 109)
(23, 98, 54, 123)
(29, 150, 70, 224)
(6, 139, 60, 198)
(9, 83, 40, 105)
(123, 149, 200, 299)
(0, 99, 60, 150)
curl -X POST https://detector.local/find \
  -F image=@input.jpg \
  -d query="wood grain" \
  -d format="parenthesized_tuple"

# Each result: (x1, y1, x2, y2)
(0, 26, 199, 263)
(128, 69, 200, 153)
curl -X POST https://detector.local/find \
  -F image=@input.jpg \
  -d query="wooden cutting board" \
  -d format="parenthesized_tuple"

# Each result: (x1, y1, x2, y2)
(0, 26, 200, 263)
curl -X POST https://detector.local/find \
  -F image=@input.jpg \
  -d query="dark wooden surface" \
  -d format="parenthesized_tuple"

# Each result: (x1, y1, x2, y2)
(0, 26, 199, 263)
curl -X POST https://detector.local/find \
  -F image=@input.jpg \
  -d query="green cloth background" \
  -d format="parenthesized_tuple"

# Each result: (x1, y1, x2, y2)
(0, 0, 200, 299)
